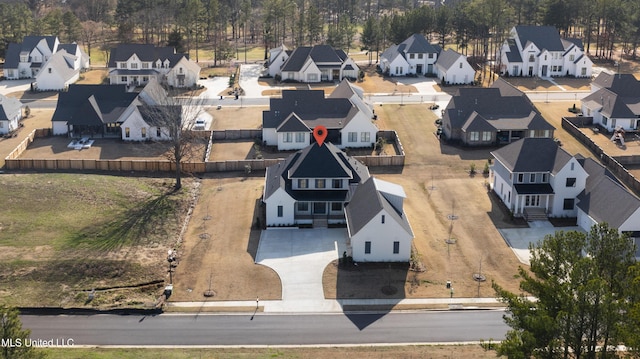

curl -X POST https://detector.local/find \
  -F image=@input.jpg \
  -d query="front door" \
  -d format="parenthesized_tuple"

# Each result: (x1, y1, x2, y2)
(313, 202, 326, 214)
(528, 66, 533, 76)
(541, 65, 548, 77)
(427, 64, 433, 74)
(416, 64, 423, 74)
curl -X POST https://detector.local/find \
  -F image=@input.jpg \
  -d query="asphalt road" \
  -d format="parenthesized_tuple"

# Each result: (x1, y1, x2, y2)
(21, 310, 508, 346)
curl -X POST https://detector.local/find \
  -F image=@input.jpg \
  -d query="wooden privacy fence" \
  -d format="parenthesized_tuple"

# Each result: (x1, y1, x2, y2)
(562, 117, 640, 196)
(5, 129, 406, 173)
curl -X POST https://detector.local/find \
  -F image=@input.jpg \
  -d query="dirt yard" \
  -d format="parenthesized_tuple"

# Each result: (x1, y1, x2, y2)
(207, 106, 263, 130)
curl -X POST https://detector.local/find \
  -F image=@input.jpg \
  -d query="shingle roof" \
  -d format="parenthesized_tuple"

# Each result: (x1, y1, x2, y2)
(400, 34, 440, 54)
(576, 172, 640, 228)
(515, 25, 565, 52)
(583, 88, 640, 118)
(263, 142, 370, 201)
(435, 48, 464, 70)
(491, 138, 572, 173)
(52, 85, 138, 126)
(276, 113, 311, 132)
(0, 94, 23, 121)
(280, 45, 346, 72)
(505, 39, 523, 63)
(38, 50, 78, 82)
(3, 43, 22, 68)
(345, 176, 413, 237)
(108, 44, 188, 68)
(137, 105, 182, 127)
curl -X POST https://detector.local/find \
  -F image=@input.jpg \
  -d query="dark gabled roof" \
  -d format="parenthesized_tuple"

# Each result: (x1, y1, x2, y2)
(280, 45, 346, 72)
(400, 34, 440, 54)
(3, 43, 22, 68)
(57, 43, 78, 54)
(0, 94, 23, 121)
(38, 50, 77, 82)
(576, 173, 640, 228)
(563, 38, 584, 50)
(515, 25, 564, 52)
(107, 44, 188, 68)
(505, 38, 523, 63)
(514, 183, 554, 195)
(583, 88, 640, 118)
(263, 142, 370, 201)
(276, 113, 311, 132)
(345, 177, 413, 237)
(52, 85, 138, 125)
(491, 138, 572, 173)
(137, 105, 182, 127)
(591, 73, 640, 97)
(263, 89, 357, 130)
(435, 48, 464, 70)
(443, 84, 554, 134)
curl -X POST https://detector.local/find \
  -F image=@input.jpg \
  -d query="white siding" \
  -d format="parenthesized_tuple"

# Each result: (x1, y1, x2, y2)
(577, 208, 598, 233)
(620, 208, 640, 232)
(350, 209, 413, 262)
(263, 128, 278, 146)
(264, 188, 296, 226)
(549, 158, 588, 217)
(52, 121, 69, 135)
(340, 115, 377, 149)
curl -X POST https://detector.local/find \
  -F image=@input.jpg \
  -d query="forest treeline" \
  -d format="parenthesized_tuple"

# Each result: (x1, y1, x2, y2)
(1, 0, 639, 65)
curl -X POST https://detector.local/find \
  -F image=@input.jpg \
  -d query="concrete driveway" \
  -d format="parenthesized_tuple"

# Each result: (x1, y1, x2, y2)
(255, 228, 349, 312)
(0, 79, 33, 96)
(498, 221, 584, 265)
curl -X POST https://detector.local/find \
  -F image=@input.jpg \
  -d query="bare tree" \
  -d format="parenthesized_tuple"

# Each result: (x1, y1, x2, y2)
(138, 79, 206, 191)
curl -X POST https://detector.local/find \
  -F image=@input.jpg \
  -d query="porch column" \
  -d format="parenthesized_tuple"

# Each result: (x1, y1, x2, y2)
(514, 195, 520, 215)
(545, 195, 550, 214)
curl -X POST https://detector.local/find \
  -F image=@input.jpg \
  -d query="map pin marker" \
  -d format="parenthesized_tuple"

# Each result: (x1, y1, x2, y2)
(313, 125, 328, 147)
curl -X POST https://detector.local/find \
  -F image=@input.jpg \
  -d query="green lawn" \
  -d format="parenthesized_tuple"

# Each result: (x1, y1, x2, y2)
(0, 173, 192, 308)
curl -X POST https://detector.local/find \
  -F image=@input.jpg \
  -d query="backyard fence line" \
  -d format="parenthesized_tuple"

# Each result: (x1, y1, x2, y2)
(5, 129, 406, 173)
(562, 117, 640, 197)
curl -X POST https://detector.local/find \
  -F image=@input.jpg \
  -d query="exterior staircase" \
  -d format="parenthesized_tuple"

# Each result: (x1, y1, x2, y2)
(313, 217, 328, 228)
(524, 207, 548, 222)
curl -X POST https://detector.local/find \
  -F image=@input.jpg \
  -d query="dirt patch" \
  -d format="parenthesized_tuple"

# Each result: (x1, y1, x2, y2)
(77, 69, 108, 84)
(358, 65, 418, 94)
(207, 106, 264, 130)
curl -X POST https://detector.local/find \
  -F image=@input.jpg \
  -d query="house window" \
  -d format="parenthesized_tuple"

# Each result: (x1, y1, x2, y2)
(298, 179, 308, 189)
(295, 132, 305, 143)
(119, 62, 127, 69)
(581, 68, 587, 76)
(179, 67, 183, 74)
(612, 119, 616, 128)
(569, 54, 575, 61)
(409, 54, 415, 59)
(348, 132, 357, 142)
(530, 173, 536, 182)
(125, 127, 130, 138)
(482, 131, 491, 141)
(142, 76, 149, 82)
(570, 162, 575, 171)
(283, 132, 293, 142)
(428, 53, 434, 59)
(332, 179, 342, 188)
(307, 73, 318, 81)
(131, 63, 138, 69)
(418, 54, 423, 59)
(563, 198, 575, 210)
(381, 214, 385, 224)
(0, 122, 3, 128)
(315, 179, 325, 188)
(141, 127, 146, 138)
(469, 131, 479, 141)
(121, 76, 127, 82)
(48, 68, 52, 73)
(331, 203, 342, 211)
(297, 202, 309, 212)
(517, 173, 524, 183)
(277, 205, 283, 217)
(566, 178, 576, 187)
(393, 241, 400, 254)
(603, 117, 608, 126)
(361, 132, 370, 142)
(558, 66, 562, 72)
(156, 127, 162, 137)
(365, 241, 371, 254)
(544, 130, 550, 138)
(142, 63, 149, 69)
(395, 67, 403, 75)
(512, 65, 519, 75)
(542, 173, 548, 183)
(459, 62, 463, 68)
(529, 54, 535, 62)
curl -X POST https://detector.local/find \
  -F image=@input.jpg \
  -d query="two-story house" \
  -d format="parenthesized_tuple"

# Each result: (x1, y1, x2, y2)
(263, 141, 414, 262)
(491, 138, 588, 219)
(581, 72, 640, 132)
(441, 78, 555, 146)
(108, 44, 200, 88)
(3, 36, 89, 80)
(262, 80, 377, 150)
(500, 25, 592, 78)
(0, 94, 23, 135)
(379, 34, 441, 76)
(434, 48, 476, 85)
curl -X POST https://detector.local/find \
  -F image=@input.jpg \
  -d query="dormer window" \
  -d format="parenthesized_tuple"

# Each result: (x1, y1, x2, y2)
(332, 179, 342, 188)
(298, 179, 308, 189)
(131, 63, 138, 69)
(315, 179, 325, 189)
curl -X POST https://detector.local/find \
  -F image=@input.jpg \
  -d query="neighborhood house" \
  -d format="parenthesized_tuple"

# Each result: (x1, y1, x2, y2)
(379, 33, 441, 76)
(582, 72, 640, 133)
(262, 80, 377, 150)
(268, 44, 359, 82)
(434, 48, 476, 85)
(500, 25, 593, 78)
(441, 78, 555, 146)
(263, 141, 413, 262)
(0, 94, 23, 135)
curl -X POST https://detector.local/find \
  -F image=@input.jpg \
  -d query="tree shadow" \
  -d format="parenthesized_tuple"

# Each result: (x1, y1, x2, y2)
(485, 189, 528, 230)
(335, 261, 408, 330)
(246, 199, 265, 261)
(438, 140, 498, 161)
(64, 191, 180, 252)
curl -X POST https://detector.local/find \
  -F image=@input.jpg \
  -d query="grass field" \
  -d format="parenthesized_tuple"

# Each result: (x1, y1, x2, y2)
(0, 173, 194, 308)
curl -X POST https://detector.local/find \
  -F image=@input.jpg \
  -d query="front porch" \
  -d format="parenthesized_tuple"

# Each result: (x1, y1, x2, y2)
(294, 200, 346, 227)
(512, 189, 554, 218)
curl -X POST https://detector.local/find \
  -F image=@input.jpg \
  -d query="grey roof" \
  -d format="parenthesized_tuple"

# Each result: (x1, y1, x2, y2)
(276, 113, 311, 132)
(515, 25, 564, 52)
(591, 73, 640, 97)
(345, 176, 413, 237)
(39, 50, 78, 82)
(3, 43, 22, 68)
(443, 81, 554, 135)
(0, 94, 23, 121)
(263, 89, 358, 130)
(380, 44, 404, 64)
(281, 45, 346, 72)
(435, 48, 464, 70)
(583, 88, 640, 118)
(491, 138, 572, 173)
(399, 34, 440, 54)
(137, 105, 182, 127)
(576, 169, 640, 228)
(4, 36, 57, 69)
(263, 142, 370, 201)
(505, 39, 523, 63)
(514, 183, 554, 194)
(52, 85, 138, 126)
(108, 44, 188, 68)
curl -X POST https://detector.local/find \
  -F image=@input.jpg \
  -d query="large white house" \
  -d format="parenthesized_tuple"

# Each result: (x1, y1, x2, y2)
(108, 44, 200, 88)
(0, 94, 23, 135)
(434, 48, 476, 85)
(269, 45, 359, 82)
(500, 25, 592, 78)
(3, 36, 89, 80)
(34, 50, 80, 91)
(263, 141, 413, 262)
(262, 80, 377, 150)
(581, 72, 640, 132)
(379, 34, 441, 76)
